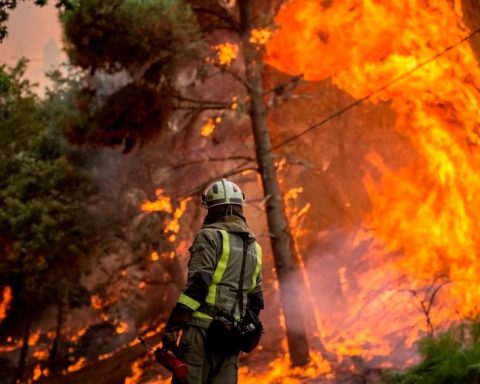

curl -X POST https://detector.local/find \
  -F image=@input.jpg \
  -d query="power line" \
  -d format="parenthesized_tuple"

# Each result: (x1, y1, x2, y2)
(268, 27, 480, 153)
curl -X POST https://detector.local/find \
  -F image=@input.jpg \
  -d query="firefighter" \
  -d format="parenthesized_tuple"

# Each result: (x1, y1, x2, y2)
(160, 178, 264, 384)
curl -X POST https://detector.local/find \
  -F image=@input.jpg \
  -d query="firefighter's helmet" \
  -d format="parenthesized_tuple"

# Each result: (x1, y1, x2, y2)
(201, 179, 245, 209)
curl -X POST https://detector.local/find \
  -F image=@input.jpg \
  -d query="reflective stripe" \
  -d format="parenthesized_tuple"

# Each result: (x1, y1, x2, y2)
(178, 293, 201, 310)
(193, 310, 240, 321)
(192, 311, 213, 319)
(248, 242, 262, 293)
(205, 230, 230, 306)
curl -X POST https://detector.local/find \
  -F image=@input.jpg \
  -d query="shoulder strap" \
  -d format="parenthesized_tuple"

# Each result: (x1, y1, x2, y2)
(231, 235, 248, 318)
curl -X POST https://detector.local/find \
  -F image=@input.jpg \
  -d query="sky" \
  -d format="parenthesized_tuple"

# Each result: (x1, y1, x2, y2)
(0, 2, 65, 94)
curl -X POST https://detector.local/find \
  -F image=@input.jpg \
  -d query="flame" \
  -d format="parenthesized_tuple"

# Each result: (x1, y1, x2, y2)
(265, 0, 480, 368)
(200, 117, 222, 137)
(0, 286, 12, 322)
(124, 359, 143, 384)
(116, 321, 128, 335)
(239, 351, 331, 383)
(140, 189, 172, 213)
(28, 330, 41, 346)
(90, 295, 103, 310)
(67, 357, 87, 373)
(214, 42, 238, 65)
(33, 349, 49, 360)
(250, 28, 272, 45)
(165, 198, 190, 242)
(141, 191, 190, 245)
(150, 251, 160, 261)
(33, 364, 42, 381)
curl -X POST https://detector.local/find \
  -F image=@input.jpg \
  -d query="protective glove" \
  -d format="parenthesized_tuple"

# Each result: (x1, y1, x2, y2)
(161, 303, 193, 352)
(247, 291, 264, 317)
(161, 329, 180, 352)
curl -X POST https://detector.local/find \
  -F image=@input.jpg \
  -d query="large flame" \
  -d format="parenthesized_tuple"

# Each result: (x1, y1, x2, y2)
(265, 0, 480, 369)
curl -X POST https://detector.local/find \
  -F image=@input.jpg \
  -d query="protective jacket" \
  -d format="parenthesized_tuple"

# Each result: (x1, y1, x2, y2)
(176, 215, 264, 328)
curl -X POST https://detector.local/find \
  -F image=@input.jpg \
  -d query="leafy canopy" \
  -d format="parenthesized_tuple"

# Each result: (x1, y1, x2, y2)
(0, 61, 94, 330)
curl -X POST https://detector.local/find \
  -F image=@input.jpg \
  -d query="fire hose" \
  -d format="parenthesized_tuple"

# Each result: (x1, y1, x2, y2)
(137, 336, 188, 380)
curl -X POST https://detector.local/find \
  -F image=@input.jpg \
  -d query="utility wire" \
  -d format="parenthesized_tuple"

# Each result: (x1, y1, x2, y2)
(268, 27, 480, 154)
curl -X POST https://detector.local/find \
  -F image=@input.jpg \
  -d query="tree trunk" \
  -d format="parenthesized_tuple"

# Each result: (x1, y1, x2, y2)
(14, 317, 31, 384)
(238, 0, 310, 367)
(48, 303, 64, 372)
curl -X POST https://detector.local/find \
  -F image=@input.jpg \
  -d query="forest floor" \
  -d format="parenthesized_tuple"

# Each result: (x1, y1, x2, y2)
(35, 331, 387, 384)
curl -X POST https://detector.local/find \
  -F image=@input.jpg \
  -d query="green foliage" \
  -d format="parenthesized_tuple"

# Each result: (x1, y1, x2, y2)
(0, 61, 94, 329)
(58, 0, 202, 150)
(385, 318, 480, 384)
(61, 0, 199, 73)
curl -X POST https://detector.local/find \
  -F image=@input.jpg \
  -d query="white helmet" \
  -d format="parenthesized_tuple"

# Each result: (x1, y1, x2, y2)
(201, 178, 245, 209)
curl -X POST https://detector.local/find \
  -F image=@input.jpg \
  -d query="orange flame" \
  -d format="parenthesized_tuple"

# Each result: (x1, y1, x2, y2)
(214, 42, 238, 65)
(67, 357, 87, 373)
(0, 286, 12, 323)
(200, 117, 222, 137)
(141, 191, 190, 245)
(250, 28, 272, 45)
(115, 321, 128, 335)
(265, 0, 480, 366)
(140, 189, 172, 213)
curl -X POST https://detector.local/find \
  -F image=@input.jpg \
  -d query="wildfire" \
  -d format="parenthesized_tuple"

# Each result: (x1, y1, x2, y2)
(265, 0, 480, 368)
(0, 286, 12, 322)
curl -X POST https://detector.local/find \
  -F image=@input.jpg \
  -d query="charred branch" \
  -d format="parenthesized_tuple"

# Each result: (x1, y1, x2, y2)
(408, 274, 451, 335)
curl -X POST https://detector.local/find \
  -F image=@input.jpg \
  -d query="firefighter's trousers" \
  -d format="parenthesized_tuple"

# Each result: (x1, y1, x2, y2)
(172, 325, 238, 384)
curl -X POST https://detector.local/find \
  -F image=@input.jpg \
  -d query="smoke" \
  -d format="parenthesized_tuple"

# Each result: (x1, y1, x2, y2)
(0, 1, 65, 93)
(304, 228, 427, 368)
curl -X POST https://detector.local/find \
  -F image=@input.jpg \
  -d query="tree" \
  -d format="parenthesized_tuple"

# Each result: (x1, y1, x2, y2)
(237, 0, 310, 366)
(59, 0, 310, 365)
(0, 61, 95, 381)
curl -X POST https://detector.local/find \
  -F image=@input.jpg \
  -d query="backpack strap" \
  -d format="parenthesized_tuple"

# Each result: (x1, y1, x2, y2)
(230, 235, 249, 319)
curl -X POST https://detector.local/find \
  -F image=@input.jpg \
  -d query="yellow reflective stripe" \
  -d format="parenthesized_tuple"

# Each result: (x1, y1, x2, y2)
(177, 293, 201, 311)
(206, 230, 230, 306)
(193, 311, 213, 319)
(248, 242, 262, 293)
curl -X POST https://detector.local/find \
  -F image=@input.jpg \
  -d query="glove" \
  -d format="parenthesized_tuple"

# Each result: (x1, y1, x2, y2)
(162, 303, 193, 351)
(247, 291, 264, 316)
(161, 329, 180, 352)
